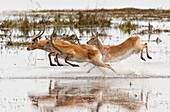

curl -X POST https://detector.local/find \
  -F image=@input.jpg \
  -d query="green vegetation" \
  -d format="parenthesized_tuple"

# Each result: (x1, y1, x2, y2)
(118, 21, 138, 34)
(6, 41, 30, 46)
(1, 16, 32, 30)
(1, 8, 170, 46)
(0, 12, 112, 29)
(31, 8, 170, 21)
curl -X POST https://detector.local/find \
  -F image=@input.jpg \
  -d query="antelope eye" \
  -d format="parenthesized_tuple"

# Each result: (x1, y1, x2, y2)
(32, 42, 35, 45)
(47, 41, 50, 44)
(92, 38, 95, 40)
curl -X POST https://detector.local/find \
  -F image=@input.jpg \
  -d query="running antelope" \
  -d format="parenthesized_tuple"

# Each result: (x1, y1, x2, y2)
(27, 26, 96, 67)
(42, 36, 115, 72)
(87, 32, 152, 62)
(27, 26, 67, 66)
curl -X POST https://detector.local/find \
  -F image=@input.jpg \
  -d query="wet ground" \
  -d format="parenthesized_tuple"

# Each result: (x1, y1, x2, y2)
(1, 9, 170, 112)
(0, 36, 170, 112)
(1, 78, 170, 112)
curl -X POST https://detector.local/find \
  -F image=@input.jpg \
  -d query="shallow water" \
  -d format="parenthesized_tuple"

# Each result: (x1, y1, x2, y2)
(1, 10, 170, 112)
(0, 35, 170, 112)
(1, 78, 170, 112)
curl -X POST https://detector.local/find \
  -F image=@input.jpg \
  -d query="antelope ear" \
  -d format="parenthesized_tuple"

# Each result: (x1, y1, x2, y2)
(33, 39, 38, 43)
(45, 36, 50, 40)
(96, 32, 99, 39)
(91, 32, 96, 38)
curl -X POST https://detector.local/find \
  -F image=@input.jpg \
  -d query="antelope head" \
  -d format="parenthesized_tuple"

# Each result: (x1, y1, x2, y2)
(42, 27, 61, 52)
(27, 26, 45, 51)
(86, 32, 100, 46)
(42, 39, 52, 49)
(42, 36, 62, 54)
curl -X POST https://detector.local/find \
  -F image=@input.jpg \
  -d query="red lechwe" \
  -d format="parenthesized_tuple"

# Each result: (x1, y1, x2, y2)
(42, 36, 115, 73)
(87, 32, 152, 63)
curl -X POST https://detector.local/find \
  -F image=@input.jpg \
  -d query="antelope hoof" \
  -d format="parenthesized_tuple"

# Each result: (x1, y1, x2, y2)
(72, 64, 79, 67)
(50, 64, 57, 66)
(141, 57, 146, 61)
(58, 64, 64, 66)
(147, 55, 152, 59)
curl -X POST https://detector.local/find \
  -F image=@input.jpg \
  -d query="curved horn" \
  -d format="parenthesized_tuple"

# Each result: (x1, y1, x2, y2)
(38, 25, 45, 38)
(32, 25, 42, 41)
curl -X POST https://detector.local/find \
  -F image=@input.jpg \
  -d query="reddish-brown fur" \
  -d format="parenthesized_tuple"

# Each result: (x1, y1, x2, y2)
(29, 81, 143, 111)
(87, 33, 152, 62)
(42, 37, 115, 72)
(27, 25, 68, 66)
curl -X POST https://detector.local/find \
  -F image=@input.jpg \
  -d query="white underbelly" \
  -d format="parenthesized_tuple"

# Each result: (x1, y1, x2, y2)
(58, 54, 89, 63)
(110, 50, 135, 62)
(69, 58, 89, 62)
(58, 54, 67, 59)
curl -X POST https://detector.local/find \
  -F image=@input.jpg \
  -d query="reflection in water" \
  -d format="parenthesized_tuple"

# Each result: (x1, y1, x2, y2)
(29, 80, 144, 112)
(1, 9, 170, 112)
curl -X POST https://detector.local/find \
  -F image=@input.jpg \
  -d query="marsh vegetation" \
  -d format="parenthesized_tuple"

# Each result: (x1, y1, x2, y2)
(1, 8, 170, 112)
(1, 8, 170, 46)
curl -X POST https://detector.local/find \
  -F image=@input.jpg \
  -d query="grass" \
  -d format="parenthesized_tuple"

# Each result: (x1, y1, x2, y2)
(114, 21, 138, 34)
(30, 8, 170, 20)
(0, 10, 112, 46)
(2, 8, 170, 32)
(1, 8, 170, 46)
(6, 41, 30, 46)
(1, 11, 112, 30)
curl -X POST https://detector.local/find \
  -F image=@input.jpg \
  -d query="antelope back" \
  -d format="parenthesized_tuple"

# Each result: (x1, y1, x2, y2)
(79, 44, 96, 50)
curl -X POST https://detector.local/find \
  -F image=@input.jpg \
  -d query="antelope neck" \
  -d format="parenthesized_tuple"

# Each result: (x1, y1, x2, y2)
(96, 40, 108, 55)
